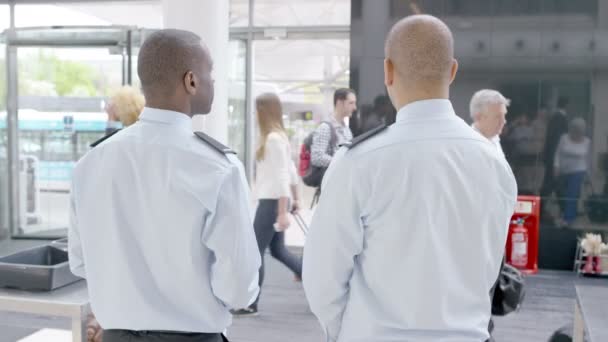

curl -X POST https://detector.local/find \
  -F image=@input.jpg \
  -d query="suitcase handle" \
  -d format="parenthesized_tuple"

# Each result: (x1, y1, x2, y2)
(291, 212, 309, 235)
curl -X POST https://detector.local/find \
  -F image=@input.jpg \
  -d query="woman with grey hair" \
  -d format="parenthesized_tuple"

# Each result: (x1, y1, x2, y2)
(554, 117, 591, 225)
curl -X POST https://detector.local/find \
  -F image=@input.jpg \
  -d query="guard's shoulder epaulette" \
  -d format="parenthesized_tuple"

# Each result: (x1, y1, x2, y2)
(90, 129, 120, 148)
(342, 124, 388, 149)
(194, 131, 236, 156)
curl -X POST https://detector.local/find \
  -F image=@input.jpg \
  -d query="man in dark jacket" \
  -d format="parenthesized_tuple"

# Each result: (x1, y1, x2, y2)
(540, 96, 569, 198)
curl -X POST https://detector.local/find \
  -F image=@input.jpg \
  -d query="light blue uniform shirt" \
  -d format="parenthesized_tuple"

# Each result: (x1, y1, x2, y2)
(68, 107, 261, 333)
(303, 99, 517, 342)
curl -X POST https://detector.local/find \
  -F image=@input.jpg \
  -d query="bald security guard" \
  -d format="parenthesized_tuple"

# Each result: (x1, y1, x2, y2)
(68, 29, 261, 342)
(303, 15, 518, 342)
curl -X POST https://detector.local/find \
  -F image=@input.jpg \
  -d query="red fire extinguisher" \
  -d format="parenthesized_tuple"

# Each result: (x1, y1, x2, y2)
(510, 218, 528, 268)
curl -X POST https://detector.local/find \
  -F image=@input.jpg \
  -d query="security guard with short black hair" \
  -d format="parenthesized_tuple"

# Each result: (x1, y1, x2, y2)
(69, 29, 259, 342)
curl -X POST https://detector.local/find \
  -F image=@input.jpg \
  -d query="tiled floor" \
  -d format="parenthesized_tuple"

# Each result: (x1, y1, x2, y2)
(2, 207, 608, 342)
(2, 240, 606, 342)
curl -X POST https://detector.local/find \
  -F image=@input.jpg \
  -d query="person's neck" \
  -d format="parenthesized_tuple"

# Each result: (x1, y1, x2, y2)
(145, 97, 192, 117)
(473, 123, 494, 140)
(392, 83, 449, 111)
(333, 111, 345, 125)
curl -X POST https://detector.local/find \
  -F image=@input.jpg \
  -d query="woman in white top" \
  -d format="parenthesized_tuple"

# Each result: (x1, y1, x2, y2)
(234, 93, 302, 316)
(554, 117, 591, 225)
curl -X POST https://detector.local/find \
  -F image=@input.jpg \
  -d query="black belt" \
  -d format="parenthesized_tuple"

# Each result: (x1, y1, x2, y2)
(132, 331, 214, 335)
(105, 330, 229, 341)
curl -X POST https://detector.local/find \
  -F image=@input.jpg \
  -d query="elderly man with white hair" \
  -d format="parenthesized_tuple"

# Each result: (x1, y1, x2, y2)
(470, 89, 511, 156)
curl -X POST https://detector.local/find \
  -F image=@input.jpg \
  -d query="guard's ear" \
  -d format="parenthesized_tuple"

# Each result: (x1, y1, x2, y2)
(184, 71, 197, 95)
(384, 58, 394, 87)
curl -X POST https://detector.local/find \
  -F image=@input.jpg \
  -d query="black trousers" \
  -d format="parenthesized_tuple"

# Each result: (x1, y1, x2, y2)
(252, 199, 303, 308)
(103, 330, 227, 342)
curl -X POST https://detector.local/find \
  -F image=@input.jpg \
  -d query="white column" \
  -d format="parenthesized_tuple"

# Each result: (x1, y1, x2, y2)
(162, 0, 229, 144)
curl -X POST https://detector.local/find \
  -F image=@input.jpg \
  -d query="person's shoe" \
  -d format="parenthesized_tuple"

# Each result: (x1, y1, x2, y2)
(583, 255, 595, 274)
(593, 256, 603, 274)
(230, 306, 258, 316)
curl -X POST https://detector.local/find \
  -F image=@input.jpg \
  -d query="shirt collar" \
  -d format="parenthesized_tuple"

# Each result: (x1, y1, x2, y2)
(471, 123, 482, 135)
(138, 107, 192, 132)
(395, 99, 455, 124)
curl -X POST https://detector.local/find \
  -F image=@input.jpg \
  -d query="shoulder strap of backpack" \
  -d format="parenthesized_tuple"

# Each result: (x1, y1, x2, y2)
(321, 121, 338, 151)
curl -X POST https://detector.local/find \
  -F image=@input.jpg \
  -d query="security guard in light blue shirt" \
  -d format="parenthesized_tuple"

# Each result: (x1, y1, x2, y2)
(69, 30, 260, 342)
(303, 15, 517, 342)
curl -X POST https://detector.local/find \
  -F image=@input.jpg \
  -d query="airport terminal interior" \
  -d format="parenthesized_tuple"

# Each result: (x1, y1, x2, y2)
(0, 0, 607, 341)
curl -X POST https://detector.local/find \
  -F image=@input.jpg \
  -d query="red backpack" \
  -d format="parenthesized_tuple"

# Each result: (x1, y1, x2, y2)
(298, 122, 337, 187)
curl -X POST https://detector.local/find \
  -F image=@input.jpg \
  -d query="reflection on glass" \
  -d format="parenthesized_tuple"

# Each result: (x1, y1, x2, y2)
(351, 0, 607, 237)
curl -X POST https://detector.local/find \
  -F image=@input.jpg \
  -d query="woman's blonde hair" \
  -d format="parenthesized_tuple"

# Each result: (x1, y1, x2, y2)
(256, 93, 286, 161)
(108, 86, 145, 126)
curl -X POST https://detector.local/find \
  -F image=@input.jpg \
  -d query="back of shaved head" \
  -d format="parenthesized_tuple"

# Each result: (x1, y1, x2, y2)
(138, 29, 207, 97)
(385, 15, 454, 83)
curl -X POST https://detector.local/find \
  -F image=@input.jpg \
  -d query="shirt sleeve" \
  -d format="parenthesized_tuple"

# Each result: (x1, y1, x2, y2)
(289, 160, 299, 186)
(288, 137, 299, 185)
(303, 149, 364, 341)
(201, 162, 261, 309)
(68, 181, 86, 279)
(265, 133, 292, 197)
(311, 123, 333, 168)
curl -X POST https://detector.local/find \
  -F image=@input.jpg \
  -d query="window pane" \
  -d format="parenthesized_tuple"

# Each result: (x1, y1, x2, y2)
(15, 47, 124, 237)
(16, 2, 162, 28)
(228, 40, 247, 160)
(350, 0, 608, 270)
(253, 39, 350, 206)
(230, 0, 249, 27)
(254, 0, 350, 26)
(446, 0, 597, 18)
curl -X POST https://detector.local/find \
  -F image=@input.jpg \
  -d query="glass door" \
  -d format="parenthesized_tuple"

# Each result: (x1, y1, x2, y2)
(3, 27, 136, 239)
(0, 41, 7, 240)
(228, 39, 247, 161)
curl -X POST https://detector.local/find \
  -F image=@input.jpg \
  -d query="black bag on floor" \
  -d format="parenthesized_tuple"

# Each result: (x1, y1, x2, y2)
(547, 323, 574, 342)
(585, 194, 608, 223)
(491, 263, 526, 316)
